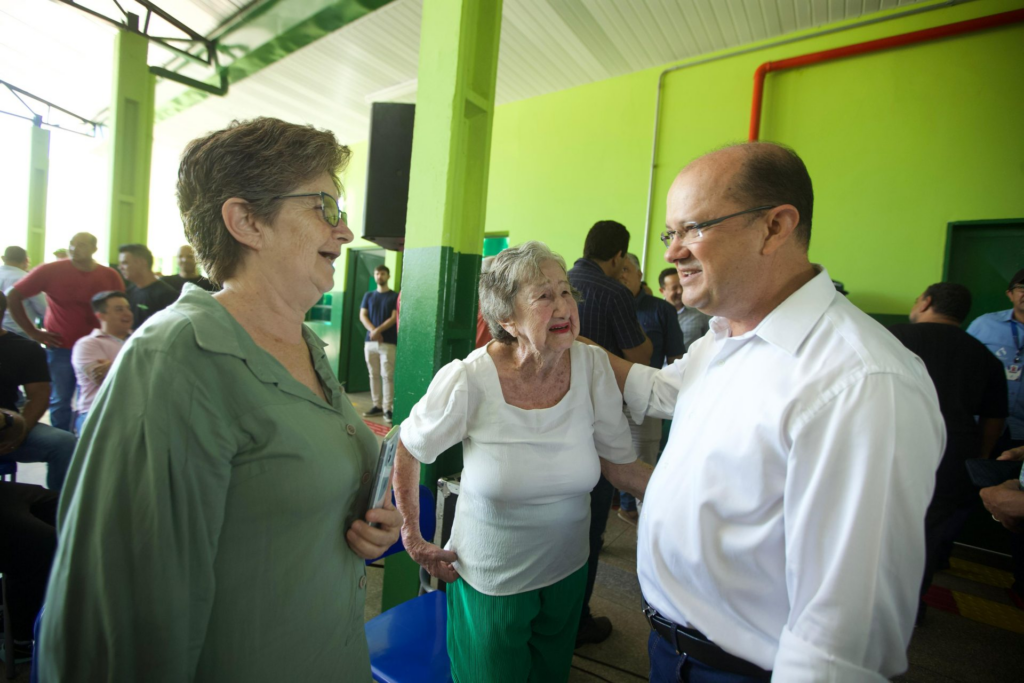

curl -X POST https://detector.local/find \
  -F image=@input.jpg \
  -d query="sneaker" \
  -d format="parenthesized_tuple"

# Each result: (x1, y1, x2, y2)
(383, 411, 393, 424)
(617, 509, 639, 526)
(575, 615, 612, 648)
(362, 406, 383, 417)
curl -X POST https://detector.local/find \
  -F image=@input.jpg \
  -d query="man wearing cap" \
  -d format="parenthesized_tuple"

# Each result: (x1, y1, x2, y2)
(966, 267, 1024, 609)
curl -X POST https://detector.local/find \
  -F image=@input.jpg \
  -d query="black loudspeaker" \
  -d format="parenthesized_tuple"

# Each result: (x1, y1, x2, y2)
(361, 102, 415, 251)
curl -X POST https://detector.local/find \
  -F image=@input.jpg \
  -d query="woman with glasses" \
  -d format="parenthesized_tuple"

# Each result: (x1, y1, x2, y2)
(39, 118, 401, 683)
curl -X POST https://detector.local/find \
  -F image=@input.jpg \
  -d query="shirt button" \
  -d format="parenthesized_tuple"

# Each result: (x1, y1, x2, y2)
(359, 575, 367, 590)
(346, 424, 357, 436)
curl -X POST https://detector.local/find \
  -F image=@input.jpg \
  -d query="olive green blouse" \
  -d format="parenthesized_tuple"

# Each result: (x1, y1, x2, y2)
(39, 285, 378, 682)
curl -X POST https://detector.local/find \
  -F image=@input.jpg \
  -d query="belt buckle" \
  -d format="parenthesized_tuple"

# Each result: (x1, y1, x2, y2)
(642, 601, 657, 630)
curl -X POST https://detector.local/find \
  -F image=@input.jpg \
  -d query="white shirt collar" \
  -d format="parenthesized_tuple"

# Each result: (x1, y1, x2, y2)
(710, 265, 834, 357)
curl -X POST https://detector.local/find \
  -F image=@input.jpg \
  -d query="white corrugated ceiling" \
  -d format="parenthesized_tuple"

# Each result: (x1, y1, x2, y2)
(152, 0, 933, 149)
(1, 0, 931, 147)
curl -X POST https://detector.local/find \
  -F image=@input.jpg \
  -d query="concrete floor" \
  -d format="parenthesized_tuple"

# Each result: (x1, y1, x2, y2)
(5, 394, 1024, 681)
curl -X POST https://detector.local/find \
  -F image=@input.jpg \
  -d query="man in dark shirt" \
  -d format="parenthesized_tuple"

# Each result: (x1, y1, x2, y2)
(567, 220, 651, 647)
(889, 282, 1007, 620)
(160, 244, 216, 293)
(118, 244, 179, 330)
(360, 265, 399, 424)
(0, 292, 75, 491)
(616, 253, 684, 524)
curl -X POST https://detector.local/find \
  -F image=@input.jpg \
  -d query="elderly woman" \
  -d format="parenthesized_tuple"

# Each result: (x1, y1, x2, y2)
(39, 118, 401, 682)
(394, 241, 651, 683)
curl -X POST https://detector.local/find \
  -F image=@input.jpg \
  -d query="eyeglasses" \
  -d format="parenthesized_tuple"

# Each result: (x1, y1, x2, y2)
(274, 192, 347, 228)
(660, 205, 776, 248)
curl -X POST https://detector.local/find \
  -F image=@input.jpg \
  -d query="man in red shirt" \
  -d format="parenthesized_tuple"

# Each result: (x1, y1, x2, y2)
(8, 232, 124, 431)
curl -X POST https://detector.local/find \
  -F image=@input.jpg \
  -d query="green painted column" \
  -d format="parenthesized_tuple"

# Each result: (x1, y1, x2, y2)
(381, 0, 503, 610)
(107, 28, 156, 264)
(26, 118, 49, 266)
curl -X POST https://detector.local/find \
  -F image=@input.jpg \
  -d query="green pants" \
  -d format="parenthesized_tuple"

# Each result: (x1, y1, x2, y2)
(446, 563, 587, 683)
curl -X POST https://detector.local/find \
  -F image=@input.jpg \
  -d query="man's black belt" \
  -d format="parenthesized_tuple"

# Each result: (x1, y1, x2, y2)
(642, 597, 772, 680)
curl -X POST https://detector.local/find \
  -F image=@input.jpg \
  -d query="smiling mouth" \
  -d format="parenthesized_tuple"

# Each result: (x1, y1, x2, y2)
(678, 268, 702, 279)
(319, 251, 339, 264)
(548, 322, 571, 334)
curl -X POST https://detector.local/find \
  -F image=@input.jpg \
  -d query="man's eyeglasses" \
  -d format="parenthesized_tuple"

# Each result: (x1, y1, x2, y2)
(274, 192, 347, 228)
(660, 205, 776, 248)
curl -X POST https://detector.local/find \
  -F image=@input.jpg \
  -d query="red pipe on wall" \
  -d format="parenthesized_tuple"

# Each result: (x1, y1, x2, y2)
(748, 8, 1024, 141)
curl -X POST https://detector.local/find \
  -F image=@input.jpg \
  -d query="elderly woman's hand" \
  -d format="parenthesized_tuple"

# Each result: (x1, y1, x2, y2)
(345, 498, 403, 560)
(404, 533, 460, 583)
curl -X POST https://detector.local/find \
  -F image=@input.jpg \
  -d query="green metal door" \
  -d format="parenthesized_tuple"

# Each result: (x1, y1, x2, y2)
(945, 219, 1024, 327)
(338, 248, 385, 393)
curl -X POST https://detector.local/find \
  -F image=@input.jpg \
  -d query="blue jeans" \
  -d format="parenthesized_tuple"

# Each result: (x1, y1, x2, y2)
(0, 423, 75, 491)
(74, 411, 88, 436)
(46, 347, 75, 432)
(648, 631, 767, 683)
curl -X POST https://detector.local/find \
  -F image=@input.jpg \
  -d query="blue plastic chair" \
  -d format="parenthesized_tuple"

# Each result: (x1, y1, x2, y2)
(364, 484, 451, 682)
(365, 590, 451, 683)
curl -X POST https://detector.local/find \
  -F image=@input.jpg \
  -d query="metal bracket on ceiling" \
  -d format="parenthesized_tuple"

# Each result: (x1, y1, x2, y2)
(55, 0, 228, 97)
(0, 79, 102, 137)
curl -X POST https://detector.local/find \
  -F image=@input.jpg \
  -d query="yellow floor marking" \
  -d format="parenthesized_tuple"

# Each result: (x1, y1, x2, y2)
(946, 557, 1014, 589)
(953, 592, 1024, 634)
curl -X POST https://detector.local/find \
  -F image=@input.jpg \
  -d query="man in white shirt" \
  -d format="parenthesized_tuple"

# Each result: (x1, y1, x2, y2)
(0, 246, 46, 337)
(619, 143, 944, 681)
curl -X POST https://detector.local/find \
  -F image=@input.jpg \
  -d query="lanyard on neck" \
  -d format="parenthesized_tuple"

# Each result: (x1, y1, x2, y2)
(1011, 319, 1024, 364)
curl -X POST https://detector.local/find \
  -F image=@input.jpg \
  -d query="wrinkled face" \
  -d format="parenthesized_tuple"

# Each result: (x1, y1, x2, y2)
(259, 172, 354, 306)
(508, 260, 580, 353)
(118, 252, 148, 283)
(374, 268, 390, 287)
(97, 296, 133, 336)
(68, 233, 97, 264)
(659, 272, 684, 309)
(178, 246, 197, 276)
(618, 258, 642, 297)
(1007, 285, 1024, 320)
(663, 161, 767, 317)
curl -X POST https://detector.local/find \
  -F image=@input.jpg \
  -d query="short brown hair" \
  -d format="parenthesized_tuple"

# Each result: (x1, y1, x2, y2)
(727, 142, 814, 248)
(176, 118, 350, 285)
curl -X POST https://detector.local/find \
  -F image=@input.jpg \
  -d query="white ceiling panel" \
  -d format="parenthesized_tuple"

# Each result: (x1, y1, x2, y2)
(3, 1, 934, 149)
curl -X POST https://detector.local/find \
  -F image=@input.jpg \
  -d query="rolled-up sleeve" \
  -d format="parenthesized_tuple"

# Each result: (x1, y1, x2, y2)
(774, 372, 944, 681)
(401, 360, 469, 465)
(623, 360, 685, 424)
(39, 344, 235, 682)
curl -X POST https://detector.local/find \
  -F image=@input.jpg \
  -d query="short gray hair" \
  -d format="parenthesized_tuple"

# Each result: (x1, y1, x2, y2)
(624, 253, 641, 270)
(479, 241, 578, 344)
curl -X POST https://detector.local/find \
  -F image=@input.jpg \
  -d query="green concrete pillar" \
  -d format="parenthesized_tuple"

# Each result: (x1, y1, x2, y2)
(381, 0, 503, 610)
(27, 118, 49, 266)
(107, 27, 156, 264)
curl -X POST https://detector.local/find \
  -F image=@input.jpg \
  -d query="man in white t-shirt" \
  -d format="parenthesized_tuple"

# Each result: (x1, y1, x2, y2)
(618, 142, 944, 681)
(71, 291, 132, 434)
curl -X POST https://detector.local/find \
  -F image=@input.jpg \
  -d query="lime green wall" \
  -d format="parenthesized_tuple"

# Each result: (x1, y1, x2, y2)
(340, 0, 1024, 315)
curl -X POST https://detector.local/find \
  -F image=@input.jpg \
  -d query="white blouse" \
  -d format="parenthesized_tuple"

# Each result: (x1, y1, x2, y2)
(402, 340, 635, 596)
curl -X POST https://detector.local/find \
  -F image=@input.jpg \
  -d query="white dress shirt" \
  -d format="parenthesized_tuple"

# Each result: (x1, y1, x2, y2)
(624, 268, 944, 681)
(402, 341, 635, 595)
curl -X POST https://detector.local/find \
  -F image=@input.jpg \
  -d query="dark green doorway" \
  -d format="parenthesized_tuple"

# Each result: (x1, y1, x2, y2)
(338, 248, 385, 393)
(945, 219, 1024, 327)
(943, 218, 1024, 558)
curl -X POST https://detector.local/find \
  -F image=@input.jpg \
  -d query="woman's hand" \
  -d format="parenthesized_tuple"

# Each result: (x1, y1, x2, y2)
(404, 532, 460, 583)
(345, 497, 403, 560)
